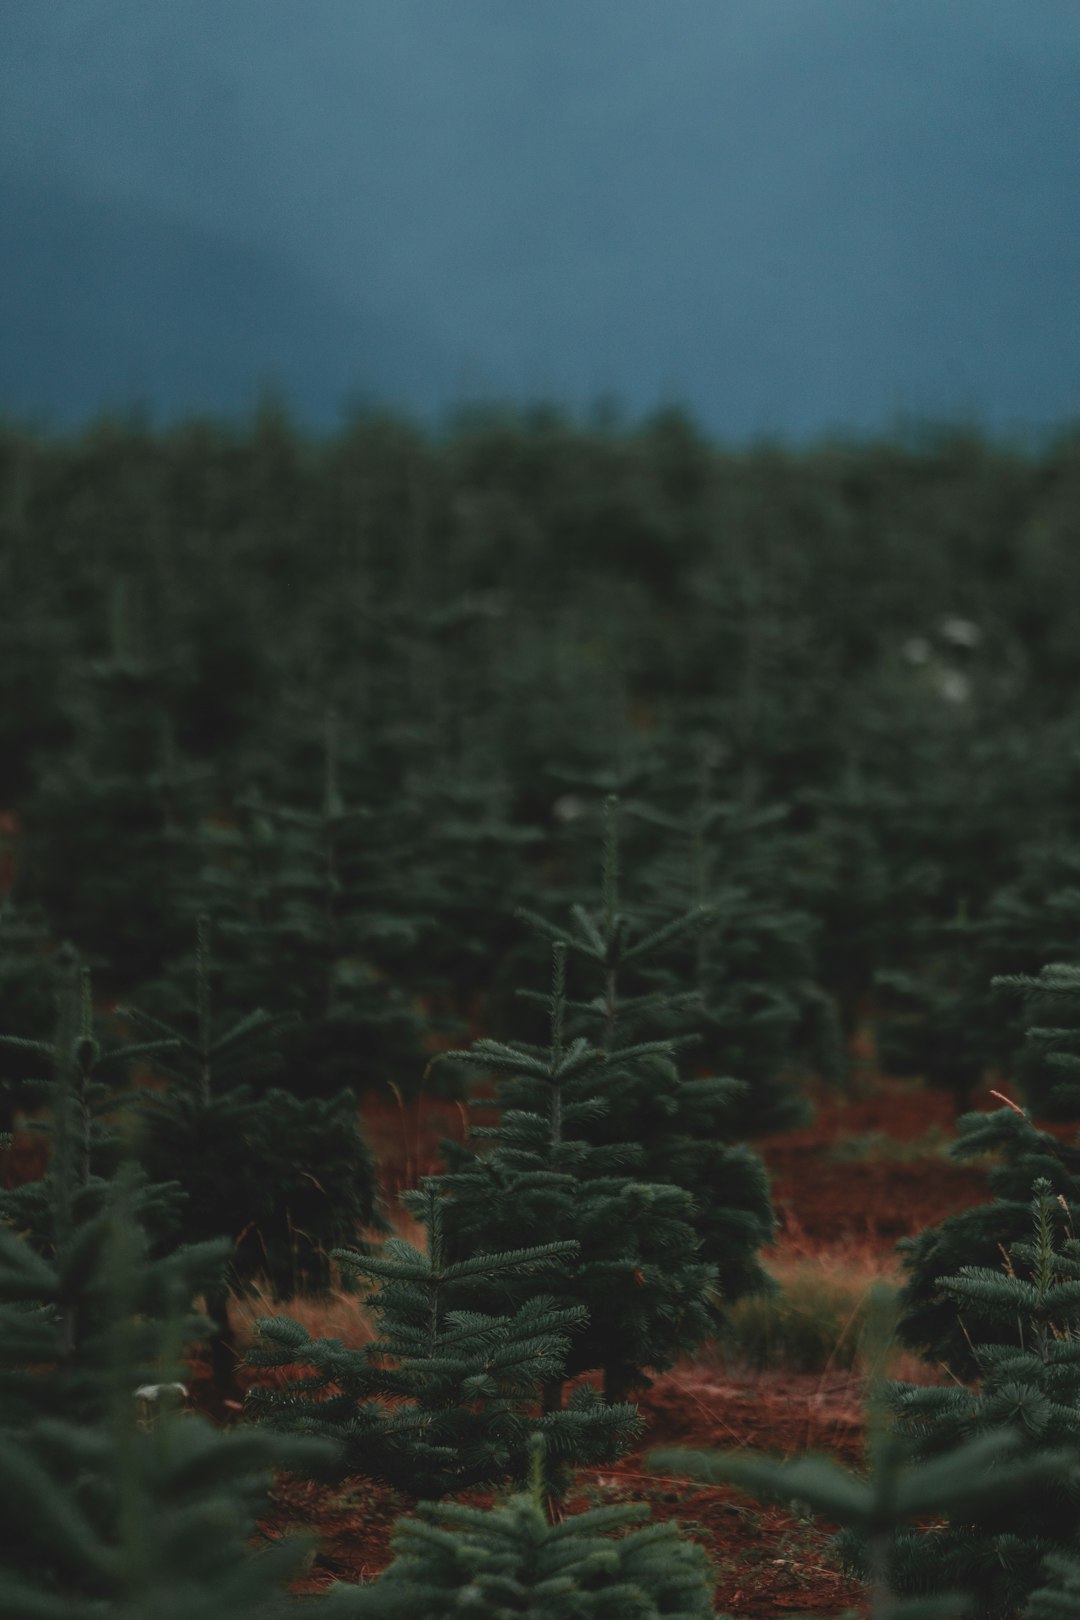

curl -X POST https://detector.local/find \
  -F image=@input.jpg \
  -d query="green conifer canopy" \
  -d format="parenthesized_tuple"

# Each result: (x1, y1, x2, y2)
(246, 1179, 638, 1503)
(883, 1180, 1080, 1619)
(0, 962, 331, 1619)
(321, 1436, 714, 1619)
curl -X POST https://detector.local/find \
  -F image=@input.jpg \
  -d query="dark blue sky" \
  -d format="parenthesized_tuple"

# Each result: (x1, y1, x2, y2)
(4, 0, 1079, 440)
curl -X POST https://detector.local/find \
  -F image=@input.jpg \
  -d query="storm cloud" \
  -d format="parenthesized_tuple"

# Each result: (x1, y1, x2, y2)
(4, 0, 1079, 437)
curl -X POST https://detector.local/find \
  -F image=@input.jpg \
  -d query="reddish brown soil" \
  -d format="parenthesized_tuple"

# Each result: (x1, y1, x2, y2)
(231, 1362, 871, 1614)
(759, 1078, 991, 1248)
(179, 1072, 1017, 1617)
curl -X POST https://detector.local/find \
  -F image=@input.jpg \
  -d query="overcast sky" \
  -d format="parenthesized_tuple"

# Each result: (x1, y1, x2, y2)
(4, 0, 1079, 440)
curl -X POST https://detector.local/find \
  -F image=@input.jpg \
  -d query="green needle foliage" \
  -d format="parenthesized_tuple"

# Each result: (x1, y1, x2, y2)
(880, 1180, 1080, 1619)
(649, 1286, 1075, 1620)
(895, 949, 1080, 1375)
(626, 760, 836, 1134)
(874, 843, 1080, 1115)
(516, 793, 777, 1309)
(0, 1183, 329, 1620)
(0, 945, 186, 1247)
(434, 936, 719, 1408)
(119, 914, 385, 1392)
(193, 706, 429, 1098)
(245, 1179, 639, 1504)
(321, 1434, 714, 1619)
(994, 960, 1080, 1121)
(0, 961, 335, 1619)
(19, 579, 210, 994)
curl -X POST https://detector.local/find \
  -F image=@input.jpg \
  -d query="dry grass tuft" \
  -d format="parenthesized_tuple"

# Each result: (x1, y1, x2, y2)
(718, 1229, 941, 1382)
(225, 1202, 429, 1353)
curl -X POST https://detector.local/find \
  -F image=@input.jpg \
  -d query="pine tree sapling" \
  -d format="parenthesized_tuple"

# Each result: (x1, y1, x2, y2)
(246, 1179, 639, 1505)
(434, 938, 720, 1407)
(649, 1286, 1075, 1620)
(120, 915, 385, 1391)
(516, 794, 777, 1310)
(0, 1171, 330, 1619)
(199, 709, 429, 1098)
(0, 945, 187, 1250)
(626, 774, 829, 1134)
(320, 1433, 714, 1619)
(882, 1179, 1080, 1619)
(0, 943, 334, 1619)
(897, 1095, 1080, 1376)
(20, 596, 209, 992)
(994, 960, 1080, 1121)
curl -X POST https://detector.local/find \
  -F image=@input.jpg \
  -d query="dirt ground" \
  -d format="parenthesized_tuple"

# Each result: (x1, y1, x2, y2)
(245, 1367, 871, 1616)
(0, 1052, 1000, 1614)
(176, 1070, 1005, 1617)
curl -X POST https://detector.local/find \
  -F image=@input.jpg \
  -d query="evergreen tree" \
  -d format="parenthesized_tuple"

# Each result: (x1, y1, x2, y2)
(0, 980, 332, 1619)
(896, 1094, 1079, 1375)
(873, 842, 1080, 1114)
(320, 1434, 714, 1619)
(895, 952, 1080, 1375)
(387, 756, 546, 1045)
(626, 757, 838, 1133)
(0, 960, 221, 1435)
(791, 764, 916, 1047)
(434, 938, 720, 1408)
(873, 915, 987, 1110)
(120, 914, 386, 1393)
(877, 1179, 1080, 1619)
(245, 1179, 638, 1504)
(19, 577, 211, 993)
(512, 794, 777, 1310)
(649, 1286, 1074, 1620)
(192, 706, 429, 1097)
(0, 945, 186, 1247)
(995, 959, 1080, 1121)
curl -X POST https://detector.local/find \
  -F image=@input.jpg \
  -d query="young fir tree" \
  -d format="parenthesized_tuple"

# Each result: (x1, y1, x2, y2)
(649, 1286, 1074, 1620)
(0, 981, 332, 1620)
(20, 575, 210, 994)
(319, 1434, 714, 1619)
(872, 907, 987, 1112)
(874, 842, 1080, 1115)
(896, 958, 1080, 1374)
(868, 1179, 1080, 1619)
(0, 945, 186, 1248)
(0, 946, 340, 1613)
(193, 705, 429, 1098)
(895, 1096, 1079, 1375)
(119, 914, 386, 1394)
(994, 959, 1080, 1121)
(626, 754, 839, 1134)
(791, 761, 943, 1051)
(433, 934, 721, 1409)
(507, 795, 776, 1334)
(245, 1178, 639, 1506)
(387, 756, 546, 1044)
